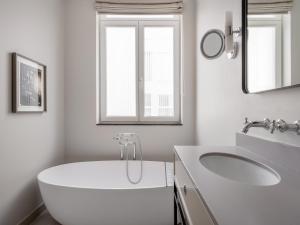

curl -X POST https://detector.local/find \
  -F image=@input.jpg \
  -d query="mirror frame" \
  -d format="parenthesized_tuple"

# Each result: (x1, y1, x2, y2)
(200, 29, 225, 60)
(242, 0, 248, 94)
(242, 0, 300, 94)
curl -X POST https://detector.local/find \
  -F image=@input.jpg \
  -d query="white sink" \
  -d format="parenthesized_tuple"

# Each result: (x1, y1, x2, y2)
(200, 153, 281, 186)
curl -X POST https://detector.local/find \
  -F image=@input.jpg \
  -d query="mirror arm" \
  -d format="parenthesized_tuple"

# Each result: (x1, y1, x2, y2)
(225, 11, 241, 59)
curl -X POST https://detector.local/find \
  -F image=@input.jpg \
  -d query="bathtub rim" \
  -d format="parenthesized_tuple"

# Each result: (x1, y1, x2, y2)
(38, 160, 173, 191)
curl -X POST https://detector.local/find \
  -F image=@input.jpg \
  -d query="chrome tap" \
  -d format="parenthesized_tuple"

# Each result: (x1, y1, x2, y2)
(274, 119, 300, 135)
(112, 135, 124, 159)
(242, 117, 274, 134)
(113, 133, 143, 184)
(113, 133, 137, 160)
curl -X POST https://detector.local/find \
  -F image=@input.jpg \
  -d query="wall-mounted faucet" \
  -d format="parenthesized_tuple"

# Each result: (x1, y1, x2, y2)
(242, 117, 300, 135)
(112, 133, 143, 184)
(113, 133, 137, 160)
(242, 118, 273, 134)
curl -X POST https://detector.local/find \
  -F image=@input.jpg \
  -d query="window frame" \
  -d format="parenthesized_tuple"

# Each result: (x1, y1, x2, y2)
(98, 15, 182, 125)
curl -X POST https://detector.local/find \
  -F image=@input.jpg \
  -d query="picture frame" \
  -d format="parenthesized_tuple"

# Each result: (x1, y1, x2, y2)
(12, 53, 47, 113)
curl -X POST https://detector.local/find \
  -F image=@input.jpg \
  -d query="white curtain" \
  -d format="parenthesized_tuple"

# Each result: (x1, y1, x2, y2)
(248, 0, 293, 14)
(95, 0, 183, 14)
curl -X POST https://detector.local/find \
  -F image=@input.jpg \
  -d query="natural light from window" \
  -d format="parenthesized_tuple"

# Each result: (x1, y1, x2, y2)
(144, 27, 174, 117)
(106, 27, 136, 117)
(99, 15, 181, 124)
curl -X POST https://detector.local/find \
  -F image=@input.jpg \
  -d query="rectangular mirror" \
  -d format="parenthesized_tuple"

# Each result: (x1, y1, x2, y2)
(242, 0, 300, 93)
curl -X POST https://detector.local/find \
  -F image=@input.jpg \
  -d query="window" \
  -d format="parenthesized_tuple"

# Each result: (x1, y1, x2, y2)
(247, 15, 283, 92)
(98, 15, 181, 124)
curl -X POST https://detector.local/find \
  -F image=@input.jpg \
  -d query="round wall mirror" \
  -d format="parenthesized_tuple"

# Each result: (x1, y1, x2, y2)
(200, 29, 225, 59)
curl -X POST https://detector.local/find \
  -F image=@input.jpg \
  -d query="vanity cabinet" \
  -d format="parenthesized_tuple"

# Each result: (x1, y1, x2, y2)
(174, 153, 215, 225)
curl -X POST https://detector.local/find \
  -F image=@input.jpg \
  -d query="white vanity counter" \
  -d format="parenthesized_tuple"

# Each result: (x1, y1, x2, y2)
(174, 143, 300, 225)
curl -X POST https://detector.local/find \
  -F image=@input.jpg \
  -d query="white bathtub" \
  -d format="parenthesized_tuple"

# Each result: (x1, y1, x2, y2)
(38, 161, 174, 225)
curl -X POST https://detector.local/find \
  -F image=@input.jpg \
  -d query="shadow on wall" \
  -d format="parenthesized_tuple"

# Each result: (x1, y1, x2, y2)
(2, 178, 39, 225)
(6, 53, 12, 113)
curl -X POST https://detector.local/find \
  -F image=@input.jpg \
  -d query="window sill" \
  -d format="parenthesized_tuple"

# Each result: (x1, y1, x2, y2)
(96, 121, 183, 126)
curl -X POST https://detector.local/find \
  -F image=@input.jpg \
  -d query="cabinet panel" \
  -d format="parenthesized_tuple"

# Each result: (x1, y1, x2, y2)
(174, 153, 215, 225)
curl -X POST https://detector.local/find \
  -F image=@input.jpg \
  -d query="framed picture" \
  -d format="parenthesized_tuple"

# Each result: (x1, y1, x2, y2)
(12, 53, 47, 113)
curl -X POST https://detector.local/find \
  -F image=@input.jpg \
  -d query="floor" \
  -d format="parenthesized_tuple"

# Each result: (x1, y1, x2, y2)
(31, 211, 60, 225)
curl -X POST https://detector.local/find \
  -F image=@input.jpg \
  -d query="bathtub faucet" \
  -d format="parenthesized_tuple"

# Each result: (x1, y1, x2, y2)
(113, 133, 143, 184)
(113, 133, 137, 160)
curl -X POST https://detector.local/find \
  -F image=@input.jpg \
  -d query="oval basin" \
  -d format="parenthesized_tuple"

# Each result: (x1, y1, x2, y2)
(200, 153, 281, 186)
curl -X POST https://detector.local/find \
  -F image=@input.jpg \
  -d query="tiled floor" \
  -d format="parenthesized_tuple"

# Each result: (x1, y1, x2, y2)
(31, 211, 60, 225)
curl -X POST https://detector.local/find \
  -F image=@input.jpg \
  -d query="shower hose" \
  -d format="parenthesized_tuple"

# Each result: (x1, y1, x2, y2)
(125, 134, 143, 184)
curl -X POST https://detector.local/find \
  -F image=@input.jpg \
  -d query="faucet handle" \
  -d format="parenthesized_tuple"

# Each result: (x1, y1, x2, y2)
(244, 117, 249, 124)
(294, 120, 300, 135)
(112, 136, 120, 141)
(270, 120, 276, 134)
(275, 119, 287, 132)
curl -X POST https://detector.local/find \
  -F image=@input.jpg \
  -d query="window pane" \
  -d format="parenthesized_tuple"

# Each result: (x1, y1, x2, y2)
(248, 26, 277, 92)
(106, 27, 136, 117)
(144, 27, 174, 117)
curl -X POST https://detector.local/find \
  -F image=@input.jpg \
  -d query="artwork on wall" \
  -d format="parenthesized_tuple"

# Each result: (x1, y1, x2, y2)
(12, 53, 47, 113)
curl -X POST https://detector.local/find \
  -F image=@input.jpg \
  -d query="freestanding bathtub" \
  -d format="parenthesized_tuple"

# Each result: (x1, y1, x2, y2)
(38, 161, 174, 225)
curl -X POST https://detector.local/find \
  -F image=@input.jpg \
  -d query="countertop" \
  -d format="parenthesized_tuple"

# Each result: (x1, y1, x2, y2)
(174, 145, 300, 225)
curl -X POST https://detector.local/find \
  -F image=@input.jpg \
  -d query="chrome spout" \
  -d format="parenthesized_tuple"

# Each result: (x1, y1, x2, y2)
(242, 118, 273, 134)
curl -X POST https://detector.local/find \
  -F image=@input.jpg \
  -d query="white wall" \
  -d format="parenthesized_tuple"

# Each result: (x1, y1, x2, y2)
(196, 0, 300, 147)
(0, 0, 65, 224)
(64, 0, 196, 162)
